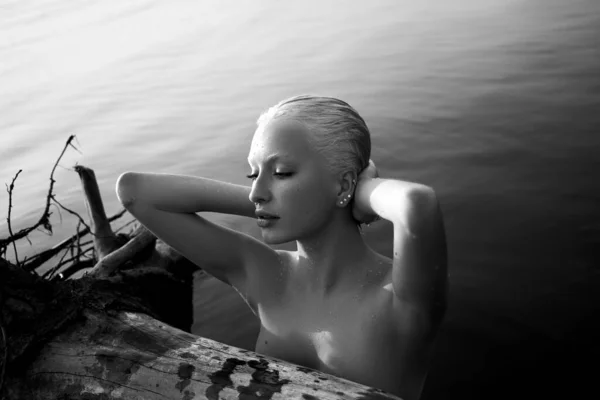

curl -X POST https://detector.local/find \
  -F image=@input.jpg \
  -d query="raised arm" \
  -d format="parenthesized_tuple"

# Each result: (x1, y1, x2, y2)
(115, 172, 280, 297)
(117, 172, 255, 216)
(354, 175, 448, 330)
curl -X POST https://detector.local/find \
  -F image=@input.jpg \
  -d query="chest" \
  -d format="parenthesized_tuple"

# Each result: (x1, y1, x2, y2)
(254, 282, 398, 372)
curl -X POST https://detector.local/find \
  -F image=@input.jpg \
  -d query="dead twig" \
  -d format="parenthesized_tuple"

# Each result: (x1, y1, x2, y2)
(4, 170, 22, 267)
(43, 246, 94, 280)
(0, 135, 78, 250)
(22, 209, 126, 272)
(52, 259, 95, 281)
(74, 220, 84, 267)
(114, 218, 137, 234)
(50, 195, 92, 235)
(47, 246, 71, 280)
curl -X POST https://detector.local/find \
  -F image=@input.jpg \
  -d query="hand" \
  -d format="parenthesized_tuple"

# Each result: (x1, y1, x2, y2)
(352, 159, 381, 224)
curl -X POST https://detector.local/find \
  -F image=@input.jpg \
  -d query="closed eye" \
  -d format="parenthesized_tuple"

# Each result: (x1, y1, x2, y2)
(246, 172, 293, 180)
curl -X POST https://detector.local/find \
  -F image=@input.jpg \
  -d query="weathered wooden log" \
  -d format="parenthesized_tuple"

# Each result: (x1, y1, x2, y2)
(0, 256, 192, 361)
(4, 308, 399, 400)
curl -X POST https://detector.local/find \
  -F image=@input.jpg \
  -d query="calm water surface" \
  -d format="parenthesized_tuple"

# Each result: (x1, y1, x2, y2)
(1, 0, 599, 398)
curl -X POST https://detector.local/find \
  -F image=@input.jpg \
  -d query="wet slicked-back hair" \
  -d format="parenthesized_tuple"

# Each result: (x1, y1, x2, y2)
(257, 95, 371, 178)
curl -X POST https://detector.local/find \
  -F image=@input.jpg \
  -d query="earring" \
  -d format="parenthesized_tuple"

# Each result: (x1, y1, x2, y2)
(340, 194, 351, 205)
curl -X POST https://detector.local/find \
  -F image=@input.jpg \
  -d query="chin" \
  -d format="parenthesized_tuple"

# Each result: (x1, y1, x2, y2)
(260, 226, 300, 245)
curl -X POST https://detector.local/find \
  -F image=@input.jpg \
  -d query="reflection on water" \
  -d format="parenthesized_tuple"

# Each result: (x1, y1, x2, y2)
(2, 0, 599, 398)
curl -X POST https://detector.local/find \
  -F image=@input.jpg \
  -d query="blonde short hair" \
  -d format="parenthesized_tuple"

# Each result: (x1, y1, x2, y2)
(257, 95, 371, 178)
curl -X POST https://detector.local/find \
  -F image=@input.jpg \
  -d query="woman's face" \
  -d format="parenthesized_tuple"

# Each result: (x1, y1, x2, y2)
(247, 119, 338, 244)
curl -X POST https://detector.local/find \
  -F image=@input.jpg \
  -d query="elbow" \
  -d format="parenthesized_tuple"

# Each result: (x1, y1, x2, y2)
(402, 185, 439, 236)
(408, 185, 438, 215)
(409, 184, 436, 203)
(115, 172, 139, 209)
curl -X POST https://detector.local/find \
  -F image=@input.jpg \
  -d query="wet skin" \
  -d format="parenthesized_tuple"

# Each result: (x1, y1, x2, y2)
(243, 119, 438, 400)
(241, 249, 430, 399)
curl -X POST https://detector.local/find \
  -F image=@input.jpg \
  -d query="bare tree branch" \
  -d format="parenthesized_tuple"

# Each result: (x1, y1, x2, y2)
(21, 209, 126, 272)
(87, 225, 156, 279)
(114, 218, 137, 234)
(48, 245, 71, 280)
(44, 246, 94, 280)
(50, 195, 91, 234)
(0, 135, 77, 250)
(51, 259, 95, 281)
(4, 170, 23, 267)
(74, 165, 121, 259)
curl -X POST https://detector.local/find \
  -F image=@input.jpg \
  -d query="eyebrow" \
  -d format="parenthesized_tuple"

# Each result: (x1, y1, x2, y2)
(247, 153, 292, 165)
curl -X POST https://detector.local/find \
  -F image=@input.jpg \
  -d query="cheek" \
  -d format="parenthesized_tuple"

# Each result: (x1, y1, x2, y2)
(284, 180, 333, 218)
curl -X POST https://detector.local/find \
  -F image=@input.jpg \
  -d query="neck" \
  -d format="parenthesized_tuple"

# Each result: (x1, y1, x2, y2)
(294, 211, 372, 297)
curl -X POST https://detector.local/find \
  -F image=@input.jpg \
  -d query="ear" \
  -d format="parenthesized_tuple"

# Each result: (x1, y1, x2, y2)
(336, 170, 358, 208)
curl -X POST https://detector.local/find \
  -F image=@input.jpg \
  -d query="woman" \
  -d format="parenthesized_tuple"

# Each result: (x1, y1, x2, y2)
(116, 95, 448, 400)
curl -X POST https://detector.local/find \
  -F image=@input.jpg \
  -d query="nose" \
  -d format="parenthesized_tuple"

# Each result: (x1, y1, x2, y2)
(248, 175, 271, 204)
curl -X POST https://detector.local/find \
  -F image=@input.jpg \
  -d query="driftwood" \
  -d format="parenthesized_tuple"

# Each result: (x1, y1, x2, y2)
(0, 137, 402, 399)
(3, 301, 397, 400)
(75, 165, 125, 260)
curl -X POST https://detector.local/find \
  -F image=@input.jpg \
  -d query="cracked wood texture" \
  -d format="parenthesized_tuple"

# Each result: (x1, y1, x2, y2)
(5, 310, 402, 400)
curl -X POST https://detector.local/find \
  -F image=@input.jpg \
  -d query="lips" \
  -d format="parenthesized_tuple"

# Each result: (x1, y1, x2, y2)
(255, 210, 279, 220)
(255, 210, 279, 229)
